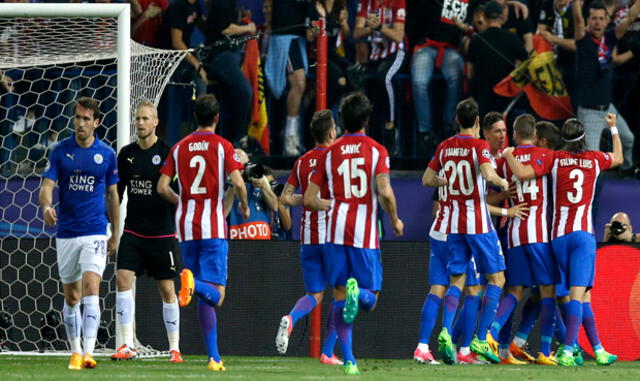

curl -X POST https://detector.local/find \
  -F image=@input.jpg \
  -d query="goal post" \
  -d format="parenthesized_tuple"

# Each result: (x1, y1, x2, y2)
(0, 3, 187, 355)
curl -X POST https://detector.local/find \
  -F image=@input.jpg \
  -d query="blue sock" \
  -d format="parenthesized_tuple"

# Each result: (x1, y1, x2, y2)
(490, 294, 518, 339)
(451, 312, 463, 345)
(198, 299, 220, 362)
(333, 300, 356, 364)
(461, 295, 480, 348)
(358, 288, 377, 312)
(515, 297, 541, 340)
(554, 305, 567, 343)
(289, 294, 317, 326)
(563, 300, 583, 351)
(476, 284, 502, 341)
(498, 314, 513, 348)
(442, 286, 462, 332)
(418, 294, 442, 344)
(539, 298, 556, 356)
(582, 302, 602, 350)
(195, 279, 221, 307)
(322, 301, 338, 357)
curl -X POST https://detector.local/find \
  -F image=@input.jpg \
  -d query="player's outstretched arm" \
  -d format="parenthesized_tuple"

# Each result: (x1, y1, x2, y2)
(230, 170, 250, 220)
(422, 167, 447, 187)
(376, 173, 404, 237)
(279, 183, 303, 207)
(223, 186, 236, 218)
(502, 147, 536, 181)
(106, 184, 120, 256)
(480, 163, 509, 191)
(157, 174, 179, 205)
(606, 113, 624, 168)
(303, 181, 331, 211)
(39, 178, 57, 227)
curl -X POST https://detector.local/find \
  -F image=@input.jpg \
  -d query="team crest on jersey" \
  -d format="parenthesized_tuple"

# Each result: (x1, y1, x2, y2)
(603, 153, 610, 160)
(152, 154, 161, 165)
(233, 153, 241, 163)
(94, 153, 103, 164)
(482, 149, 491, 159)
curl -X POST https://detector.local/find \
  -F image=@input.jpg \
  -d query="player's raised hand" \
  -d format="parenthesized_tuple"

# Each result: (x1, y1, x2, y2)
(501, 146, 515, 157)
(605, 113, 617, 127)
(392, 218, 404, 237)
(508, 203, 529, 219)
(498, 177, 509, 192)
(43, 206, 57, 226)
(107, 236, 118, 256)
(507, 182, 517, 199)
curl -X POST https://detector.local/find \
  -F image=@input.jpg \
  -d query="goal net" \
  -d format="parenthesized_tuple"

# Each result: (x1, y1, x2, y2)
(0, 4, 187, 355)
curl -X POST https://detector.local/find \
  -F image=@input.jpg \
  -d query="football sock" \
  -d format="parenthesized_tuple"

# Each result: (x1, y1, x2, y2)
(194, 280, 221, 307)
(418, 293, 442, 344)
(514, 297, 540, 342)
(563, 300, 583, 351)
(452, 314, 463, 345)
(461, 295, 480, 348)
(63, 302, 82, 354)
(115, 289, 134, 348)
(289, 294, 317, 326)
(476, 284, 502, 341)
(442, 286, 462, 332)
(82, 295, 100, 356)
(554, 305, 567, 343)
(539, 297, 555, 356)
(322, 301, 338, 357)
(490, 293, 518, 339)
(417, 343, 429, 352)
(582, 302, 601, 350)
(459, 346, 471, 356)
(333, 301, 356, 364)
(358, 288, 377, 312)
(163, 300, 180, 352)
(198, 299, 220, 362)
(499, 348, 510, 359)
(498, 314, 513, 348)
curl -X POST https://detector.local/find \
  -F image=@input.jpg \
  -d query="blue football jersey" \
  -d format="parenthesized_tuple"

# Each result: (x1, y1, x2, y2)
(43, 134, 119, 238)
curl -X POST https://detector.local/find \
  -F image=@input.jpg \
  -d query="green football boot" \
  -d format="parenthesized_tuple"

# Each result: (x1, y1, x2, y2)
(470, 336, 500, 364)
(343, 278, 360, 324)
(437, 328, 456, 365)
(344, 361, 360, 375)
(595, 350, 618, 366)
(556, 349, 576, 367)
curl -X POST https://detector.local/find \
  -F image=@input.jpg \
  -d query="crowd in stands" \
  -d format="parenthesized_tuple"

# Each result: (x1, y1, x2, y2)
(0, 0, 639, 174)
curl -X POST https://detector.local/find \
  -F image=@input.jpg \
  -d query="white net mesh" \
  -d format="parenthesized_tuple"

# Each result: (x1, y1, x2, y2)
(0, 14, 187, 354)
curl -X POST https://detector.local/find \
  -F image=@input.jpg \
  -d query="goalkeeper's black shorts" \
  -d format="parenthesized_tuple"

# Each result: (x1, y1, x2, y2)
(117, 231, 180, 280)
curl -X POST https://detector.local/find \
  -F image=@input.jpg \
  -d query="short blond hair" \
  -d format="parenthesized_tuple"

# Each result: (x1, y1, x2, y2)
(135, 101, 158, 118)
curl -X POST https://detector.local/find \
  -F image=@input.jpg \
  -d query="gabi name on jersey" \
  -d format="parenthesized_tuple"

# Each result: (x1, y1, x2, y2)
(559, 157, 594, 169)
(68, 174, 95, 192)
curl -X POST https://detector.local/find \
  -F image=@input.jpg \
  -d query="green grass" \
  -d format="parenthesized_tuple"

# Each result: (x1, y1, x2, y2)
(1, 355, 640, 380)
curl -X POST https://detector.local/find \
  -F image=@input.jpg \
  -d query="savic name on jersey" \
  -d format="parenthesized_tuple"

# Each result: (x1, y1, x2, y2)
(68, 174, 96, 192)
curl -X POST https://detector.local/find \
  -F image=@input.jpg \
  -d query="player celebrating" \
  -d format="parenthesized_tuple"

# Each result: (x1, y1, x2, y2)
(276, 110, 341, 364)
(422, 98, 509, 364)
(39, 97, 119, 370)
(157, 94, 249, 371)
(503, 114, 622, 366)
(111, 102, 183, 363)
(304, 93, 404, 375)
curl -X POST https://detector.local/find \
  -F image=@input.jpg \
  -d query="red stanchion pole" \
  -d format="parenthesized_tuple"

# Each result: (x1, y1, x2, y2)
(308, 17, 327, 360)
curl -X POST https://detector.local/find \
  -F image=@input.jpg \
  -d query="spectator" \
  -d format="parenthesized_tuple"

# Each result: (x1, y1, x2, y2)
(158, 0, 207, 96)
(467, 1, 528, 118)
(264, 166, 292, 240)
(573, 0, 635, 171)
(456, 3, 489, 55)
(496, 0, 533, 53)
(354, 0, 407, 156)
(29, 129, 59, 173)
(482, 111, 507, 157)
(9, 108, 36, 174)
(410, 0, 464, 157)
(603, 212, 638, 243)
(265, 0, 312, 157)
(203, 0, 256, 145)
(130, 0, 168, 47)
(537, 0, 577, 98)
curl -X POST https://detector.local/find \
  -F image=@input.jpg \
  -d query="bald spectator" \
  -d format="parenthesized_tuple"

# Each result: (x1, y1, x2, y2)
(604, 212, 638, 243)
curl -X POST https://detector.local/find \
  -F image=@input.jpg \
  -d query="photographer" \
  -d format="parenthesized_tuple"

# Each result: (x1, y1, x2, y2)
(604, 212, 638, 243)
(226, 149, 278, 240)
(264, 166, 292, 240)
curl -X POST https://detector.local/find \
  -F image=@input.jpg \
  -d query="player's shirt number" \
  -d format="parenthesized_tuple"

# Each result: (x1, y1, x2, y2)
(337, 158, 368, 199)
(567, 168, 584, 204)
(512, 176, 540, 202)
(444, 160, 474, 196)
(190, 155, 207, 195)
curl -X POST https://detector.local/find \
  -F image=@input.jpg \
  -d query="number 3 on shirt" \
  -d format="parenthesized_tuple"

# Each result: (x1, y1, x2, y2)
(567, 168, 584, 204)
(190, 155, 207, 194)
(337, 158, 367, 199)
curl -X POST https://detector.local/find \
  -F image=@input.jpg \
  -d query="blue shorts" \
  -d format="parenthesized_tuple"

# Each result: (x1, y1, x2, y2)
(179, 239, 228, 286)
(556, 270, 570, 298)
(448, 231, 506, 276)
(300, 244, 326, 293)
(506, 243, 559, 287)
(429, 237, 481, 286)
(551, 231, 596, 289)
(324, 243, 382, 291)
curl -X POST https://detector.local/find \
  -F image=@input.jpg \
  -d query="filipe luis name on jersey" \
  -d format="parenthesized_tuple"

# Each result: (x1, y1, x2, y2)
(559, 157, 594, 169)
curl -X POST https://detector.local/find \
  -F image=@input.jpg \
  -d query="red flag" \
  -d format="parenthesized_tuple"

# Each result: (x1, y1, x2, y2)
(494, 34, 573, 120)
(242, 32, 270, 155)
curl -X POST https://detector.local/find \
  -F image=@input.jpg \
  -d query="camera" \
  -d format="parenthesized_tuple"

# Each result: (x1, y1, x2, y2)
(611, 221, 627, 236)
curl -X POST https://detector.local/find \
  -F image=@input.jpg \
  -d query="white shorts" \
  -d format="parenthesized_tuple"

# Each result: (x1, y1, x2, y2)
(56, 235, 108, 284)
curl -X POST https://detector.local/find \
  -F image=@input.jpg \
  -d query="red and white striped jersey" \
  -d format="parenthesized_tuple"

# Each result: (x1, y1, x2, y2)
(551, 150, 613, 238)
(311, 133, 390, 249)
(287, 146, 330, 245)
(160, 131, 243, 242)
(429, 169, 450, 242)
(357, 0, 406, 61)
(428, 134, 494, 235)
(496, 145, 555, 248)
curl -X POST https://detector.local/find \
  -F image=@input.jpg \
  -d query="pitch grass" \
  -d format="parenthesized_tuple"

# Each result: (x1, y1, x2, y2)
(2, 355, 640, 380)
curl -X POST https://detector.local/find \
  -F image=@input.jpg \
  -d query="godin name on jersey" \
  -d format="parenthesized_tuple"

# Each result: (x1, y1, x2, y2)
(68, 174, 95, 192)
(188, 141, 210, 152)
